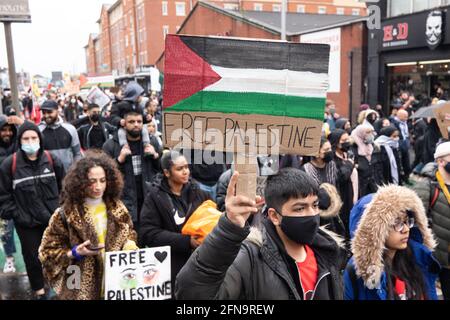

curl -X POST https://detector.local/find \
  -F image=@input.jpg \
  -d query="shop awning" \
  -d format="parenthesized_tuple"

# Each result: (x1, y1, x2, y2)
(80, 75, 115, 89)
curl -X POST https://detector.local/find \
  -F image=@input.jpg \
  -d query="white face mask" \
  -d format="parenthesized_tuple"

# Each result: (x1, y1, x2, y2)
(70, 99, 76, 104)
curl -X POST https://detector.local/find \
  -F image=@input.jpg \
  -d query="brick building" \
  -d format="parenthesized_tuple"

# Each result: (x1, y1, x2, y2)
(85, 0, 366, 77)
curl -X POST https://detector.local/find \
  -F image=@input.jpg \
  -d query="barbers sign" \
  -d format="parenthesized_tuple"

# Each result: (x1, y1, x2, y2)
(0, 0, 31, 23)
(380, 8, 448, 51)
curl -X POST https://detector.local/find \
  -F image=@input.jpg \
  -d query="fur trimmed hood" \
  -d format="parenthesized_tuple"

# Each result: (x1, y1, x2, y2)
(351, 185, 437, 289)
(319, 183, 343, 219)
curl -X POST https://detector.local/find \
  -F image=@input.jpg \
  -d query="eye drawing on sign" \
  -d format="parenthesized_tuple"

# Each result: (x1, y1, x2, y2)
(425, 10, 443, 49)
(118, 264, 161, 289)
(142, 263, 160, 285)
(120, 268, 138, 290)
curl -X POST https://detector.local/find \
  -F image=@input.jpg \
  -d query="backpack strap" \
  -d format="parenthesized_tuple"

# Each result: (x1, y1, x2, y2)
(430, 184, 440, 209)
(44, 150, 54, 169)
(346, 263, 359, 300)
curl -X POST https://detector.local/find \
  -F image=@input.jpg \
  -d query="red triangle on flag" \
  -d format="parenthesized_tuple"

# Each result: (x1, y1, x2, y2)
(164, 35, 221, 109)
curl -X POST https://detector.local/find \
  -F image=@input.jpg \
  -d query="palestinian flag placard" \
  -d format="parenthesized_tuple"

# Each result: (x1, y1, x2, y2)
(163, 35, 330, 155)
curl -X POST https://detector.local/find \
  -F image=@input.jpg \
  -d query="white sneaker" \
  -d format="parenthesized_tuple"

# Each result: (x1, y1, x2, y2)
(3, 257, 16, 273)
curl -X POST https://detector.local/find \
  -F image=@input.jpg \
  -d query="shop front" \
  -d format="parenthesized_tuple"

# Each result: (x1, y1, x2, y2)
(367, 6, 450, 112)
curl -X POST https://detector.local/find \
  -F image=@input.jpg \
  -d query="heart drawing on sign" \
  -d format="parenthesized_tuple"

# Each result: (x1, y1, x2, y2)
(155, 251, 168, 263)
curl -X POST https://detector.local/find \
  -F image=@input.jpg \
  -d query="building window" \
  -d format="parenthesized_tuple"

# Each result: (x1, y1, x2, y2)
(272, 4, 281, 12)
(254, 3, 263, 11)
(296, 5, 305, 13)
(336, 8, 345, 15)
(162, 1, 168, 16)
(352, 8, 360, 15)
(318, 6, 326, 14)
(224, 3, 238, 10)
(176, 2, 186, 16)
(176, 25, 180, 32)
(163, 25, 169, 39)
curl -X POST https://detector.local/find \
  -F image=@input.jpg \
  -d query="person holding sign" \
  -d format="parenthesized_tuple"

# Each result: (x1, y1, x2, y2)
(175, 168, 347, 300)
(140, 150, 210, 295)
(39, 151, 138, 300)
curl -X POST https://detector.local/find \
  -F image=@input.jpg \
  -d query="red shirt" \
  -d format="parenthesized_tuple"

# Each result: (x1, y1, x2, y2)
(296, 245, 318, 300)
(394, 277, 407, 300)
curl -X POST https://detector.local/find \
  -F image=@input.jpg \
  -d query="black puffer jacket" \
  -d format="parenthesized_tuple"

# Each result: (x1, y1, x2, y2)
(175, 215, 347, 300)
(139, 175, 210, 292)
(413, 164, 450, 269)
(0, 121, 65, 228)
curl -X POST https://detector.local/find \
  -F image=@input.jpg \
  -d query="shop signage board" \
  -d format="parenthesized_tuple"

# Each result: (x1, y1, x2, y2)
(380, 8, 449, 51)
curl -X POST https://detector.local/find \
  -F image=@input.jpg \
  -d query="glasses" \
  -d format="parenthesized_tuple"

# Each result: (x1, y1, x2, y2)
(392, 217, 415, 232)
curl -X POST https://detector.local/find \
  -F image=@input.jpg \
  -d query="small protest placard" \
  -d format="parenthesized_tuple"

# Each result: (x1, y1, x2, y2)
(104, 247, 171, 300)
(87, 86, 111, 109)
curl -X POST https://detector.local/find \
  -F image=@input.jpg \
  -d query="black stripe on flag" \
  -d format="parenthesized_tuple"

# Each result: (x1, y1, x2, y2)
(180, 35, 330, 74)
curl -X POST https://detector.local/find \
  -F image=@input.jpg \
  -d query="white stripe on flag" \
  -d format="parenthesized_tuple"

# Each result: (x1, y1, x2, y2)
(206, 66, 329, 98)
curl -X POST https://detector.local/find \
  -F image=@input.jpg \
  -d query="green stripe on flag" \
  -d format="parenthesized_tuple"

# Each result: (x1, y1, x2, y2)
(166, 91, 325, 120)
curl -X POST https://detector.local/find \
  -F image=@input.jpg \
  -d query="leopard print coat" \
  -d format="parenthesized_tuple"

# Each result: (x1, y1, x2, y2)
(38, 200, 137, 300)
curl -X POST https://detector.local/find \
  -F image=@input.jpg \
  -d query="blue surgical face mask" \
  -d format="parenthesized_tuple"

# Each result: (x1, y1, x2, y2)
(21, 143, 40, 155)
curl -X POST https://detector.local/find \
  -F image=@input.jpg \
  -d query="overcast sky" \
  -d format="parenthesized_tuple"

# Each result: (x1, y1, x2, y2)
(0, 0, 115, 78)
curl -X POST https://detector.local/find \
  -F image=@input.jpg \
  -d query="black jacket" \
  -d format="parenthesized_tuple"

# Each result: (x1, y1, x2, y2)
(102, 133, 161, 224)
(140, 175, 210, 291)
(352, 145, 384, 198)
(379, 145, 403, 185)
(0, 121, 65, 228)
(77, 121, 116, 150)
(0, 116, 17, 163)
(175, 216, 346, 300)
(109, 82, 145, 128)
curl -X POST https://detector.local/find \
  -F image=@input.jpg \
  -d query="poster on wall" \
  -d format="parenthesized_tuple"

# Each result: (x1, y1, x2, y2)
(301, 28, 341, 93)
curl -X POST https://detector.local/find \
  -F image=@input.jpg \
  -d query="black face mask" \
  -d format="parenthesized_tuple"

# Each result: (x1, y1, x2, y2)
(323, 151, 334, 163)
(127, 129, 141, 138)
(278, 212, 320, 245)
(90, 114, 100, 122)
(340, 142, 351, 152)
(445, 162, 450, 174)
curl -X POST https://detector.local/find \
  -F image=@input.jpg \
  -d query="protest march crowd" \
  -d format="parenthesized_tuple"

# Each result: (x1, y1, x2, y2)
(0, 78, 449, 301)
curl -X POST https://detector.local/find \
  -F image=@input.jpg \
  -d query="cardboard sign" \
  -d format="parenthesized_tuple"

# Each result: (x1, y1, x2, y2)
(433, 102, 450, 139)
(87, 86, 111, 109)
(104, 247, 171, 300)
(163, 35, 329, 157)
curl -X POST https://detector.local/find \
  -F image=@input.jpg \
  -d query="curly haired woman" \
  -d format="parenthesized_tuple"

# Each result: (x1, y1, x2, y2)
(39, 151, 138, 300)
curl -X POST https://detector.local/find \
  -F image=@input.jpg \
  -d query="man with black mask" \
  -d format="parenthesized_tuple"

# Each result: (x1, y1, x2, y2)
(176, 168, 347, 300)
(77, 103, 116, 150)
(103, 111, 161, 236)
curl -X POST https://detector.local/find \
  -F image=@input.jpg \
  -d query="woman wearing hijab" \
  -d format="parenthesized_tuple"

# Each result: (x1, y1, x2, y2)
(375, 126, 403, 185)
(351, 125, 383, 198)
(335, 118, 352, 134)
(328, 129, 359, 240)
